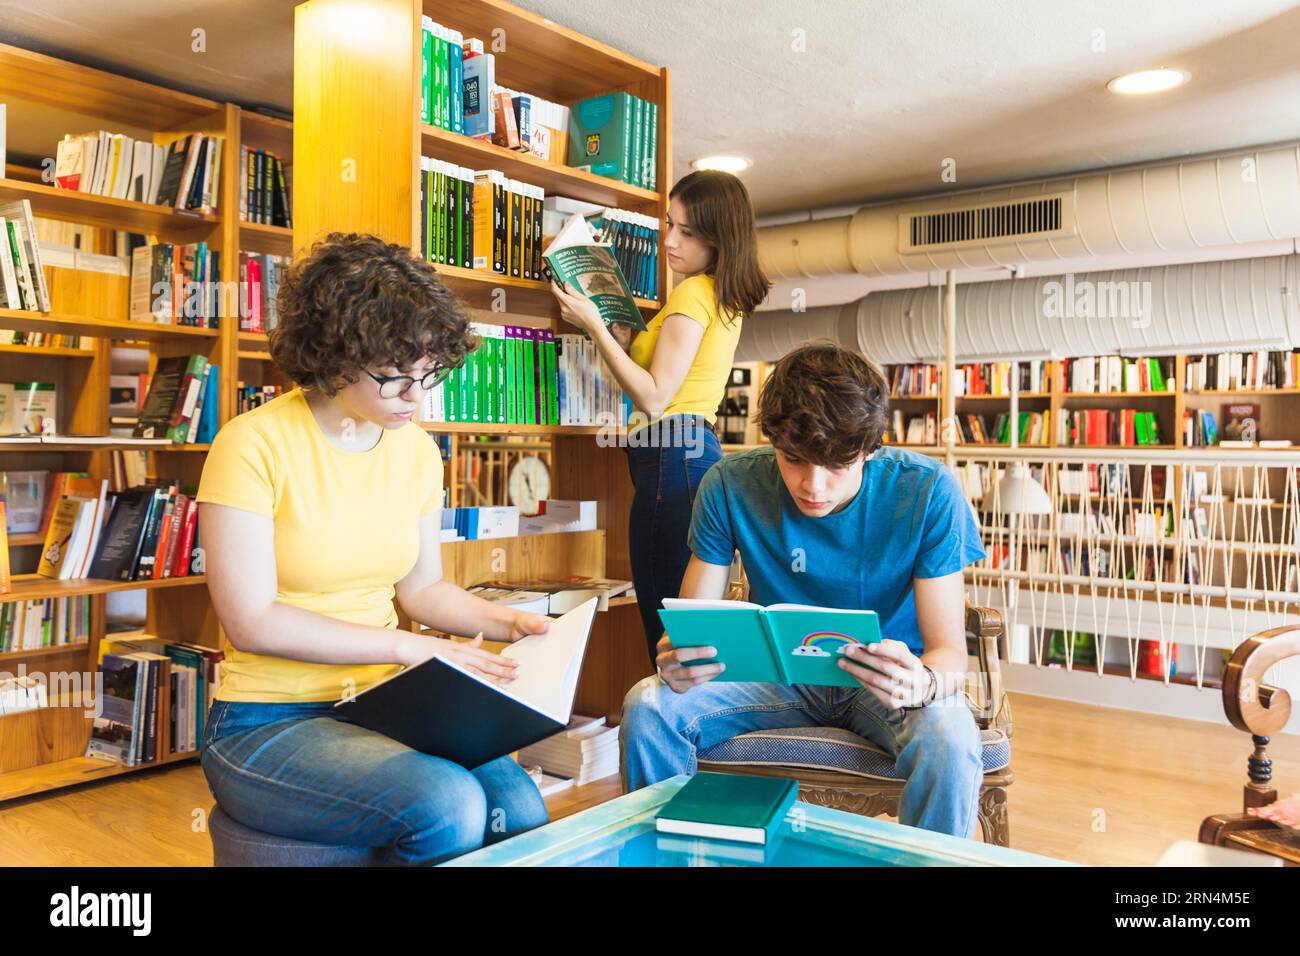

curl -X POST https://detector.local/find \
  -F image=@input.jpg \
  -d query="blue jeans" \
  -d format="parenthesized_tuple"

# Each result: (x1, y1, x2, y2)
(625, 414, 723, 666)
(200, 699, 549, 865)
(619, 677, 984, 838)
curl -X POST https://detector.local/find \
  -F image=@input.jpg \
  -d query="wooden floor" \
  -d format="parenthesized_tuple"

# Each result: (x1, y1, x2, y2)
(2, 691, 1297, 866)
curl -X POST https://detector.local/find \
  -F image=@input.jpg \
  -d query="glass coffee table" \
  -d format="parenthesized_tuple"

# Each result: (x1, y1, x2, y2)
(444, 775, 1073, 867)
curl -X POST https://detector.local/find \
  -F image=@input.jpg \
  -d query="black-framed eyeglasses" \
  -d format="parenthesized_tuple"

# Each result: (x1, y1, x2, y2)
(364, 365, 454, 399)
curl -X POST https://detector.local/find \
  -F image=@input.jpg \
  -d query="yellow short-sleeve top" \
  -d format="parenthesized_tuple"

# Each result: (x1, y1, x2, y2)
(627, 273, 742, 432)
(195, 387, 443, 702)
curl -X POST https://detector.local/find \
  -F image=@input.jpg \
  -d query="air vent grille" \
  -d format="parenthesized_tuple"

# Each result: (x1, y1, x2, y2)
(905, 196, 1066, 249)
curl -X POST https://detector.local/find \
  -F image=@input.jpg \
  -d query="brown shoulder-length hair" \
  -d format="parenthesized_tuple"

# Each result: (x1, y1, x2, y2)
(268, 232, 475, 396)
(756, 340, 890, 467)
(670, 170, 771, 325)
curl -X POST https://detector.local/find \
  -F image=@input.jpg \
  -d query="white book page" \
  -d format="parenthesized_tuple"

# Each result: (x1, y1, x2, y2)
(499, 597, 599, 722)
(766, 604, 877, 614)
(661, 597, 763, 611)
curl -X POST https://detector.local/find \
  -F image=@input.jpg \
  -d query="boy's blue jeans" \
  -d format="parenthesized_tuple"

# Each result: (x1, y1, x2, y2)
(620, 676, 985, 838)
(200, 699, 549, 865)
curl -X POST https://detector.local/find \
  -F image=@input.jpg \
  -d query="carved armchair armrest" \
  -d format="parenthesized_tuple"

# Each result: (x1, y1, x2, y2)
(966, 605, 1012, 737)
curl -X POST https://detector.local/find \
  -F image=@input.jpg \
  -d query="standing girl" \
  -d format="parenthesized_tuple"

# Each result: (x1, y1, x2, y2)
(550, 170, 770, 665)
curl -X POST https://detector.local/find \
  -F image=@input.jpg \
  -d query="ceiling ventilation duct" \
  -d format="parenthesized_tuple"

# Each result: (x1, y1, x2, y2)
(736, 254, 1300, 364)
(758, 145, 1300, 280)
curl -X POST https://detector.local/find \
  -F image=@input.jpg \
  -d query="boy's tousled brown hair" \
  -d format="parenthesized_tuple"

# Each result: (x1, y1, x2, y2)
(756, 340, 890, 466)
(669, 170, 771, 324)
(269, 232, 475, 395)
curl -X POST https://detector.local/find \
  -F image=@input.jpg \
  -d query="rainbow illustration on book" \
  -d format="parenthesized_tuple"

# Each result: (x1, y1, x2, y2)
(791, 632, 863, 658)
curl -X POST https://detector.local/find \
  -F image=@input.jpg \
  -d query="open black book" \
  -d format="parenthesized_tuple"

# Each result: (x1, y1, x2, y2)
(333, 598, 598, 769)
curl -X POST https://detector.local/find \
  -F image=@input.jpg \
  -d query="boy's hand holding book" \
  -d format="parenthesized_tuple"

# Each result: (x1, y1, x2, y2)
(655, 633, 725, 693)
(838, 639, 932, 710)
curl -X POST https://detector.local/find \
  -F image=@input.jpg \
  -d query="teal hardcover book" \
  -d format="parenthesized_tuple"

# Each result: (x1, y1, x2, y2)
(655, 771, 797, 845)
(657, 598, 883, 687)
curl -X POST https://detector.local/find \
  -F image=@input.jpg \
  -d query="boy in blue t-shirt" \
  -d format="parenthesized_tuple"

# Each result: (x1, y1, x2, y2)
(620, 341, 989, 838)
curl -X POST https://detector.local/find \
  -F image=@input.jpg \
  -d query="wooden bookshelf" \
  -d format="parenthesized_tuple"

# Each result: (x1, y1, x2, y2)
(0, 40, 239, 801)
(291, 0, 671, 724)
(879, 357, 1300, 451)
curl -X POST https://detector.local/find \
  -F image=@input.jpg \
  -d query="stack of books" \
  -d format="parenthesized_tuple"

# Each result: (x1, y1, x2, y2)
(517, 715, 620, 785)
(238, 146, 291, 227)
(0, 198, 51, 313)
(128, 241, 222, 328)
(54, 131, 222, 214)
(419, 158, 478, 270)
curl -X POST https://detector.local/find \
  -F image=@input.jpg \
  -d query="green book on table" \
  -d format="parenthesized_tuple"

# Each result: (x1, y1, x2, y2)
(655, 772, 798, 845)
(657, 598, 883, 687)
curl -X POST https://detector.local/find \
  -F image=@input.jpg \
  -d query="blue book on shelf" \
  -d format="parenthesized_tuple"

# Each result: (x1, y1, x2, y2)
(196, 364, 219, 443)
(657, 599, 883, 687)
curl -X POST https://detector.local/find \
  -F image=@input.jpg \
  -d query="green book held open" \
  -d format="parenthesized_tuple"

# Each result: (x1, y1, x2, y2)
(543, 213, 646, 331)
(657, 598, 883, 687)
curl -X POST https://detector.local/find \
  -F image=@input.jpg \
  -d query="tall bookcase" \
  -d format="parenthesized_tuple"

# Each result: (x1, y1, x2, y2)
(0, 44, 245, 800)
(292, 0, 671, 720)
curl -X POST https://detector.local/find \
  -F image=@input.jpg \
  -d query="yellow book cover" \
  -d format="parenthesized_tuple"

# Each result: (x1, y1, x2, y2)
(38, 497, 81, 579)
(0, 501, 10, 594)
(471, 171, 493, 270)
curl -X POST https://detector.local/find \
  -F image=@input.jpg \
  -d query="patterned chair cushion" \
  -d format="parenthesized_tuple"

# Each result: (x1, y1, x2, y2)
(697, 726, 1011, 781)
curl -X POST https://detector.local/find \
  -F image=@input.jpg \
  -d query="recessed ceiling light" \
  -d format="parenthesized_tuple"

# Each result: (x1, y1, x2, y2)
(691, 155, 751, 173)
(1107, 68, 1189, 95)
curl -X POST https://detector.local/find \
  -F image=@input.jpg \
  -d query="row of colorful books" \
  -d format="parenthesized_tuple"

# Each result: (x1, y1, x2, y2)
(128, 241, 222, 328)
(0, 596, 92, 652)
(54, 130, 222, 214)
(29, 475, 201, 583)
(88, 636, 223, 765)
(236, 384, 282, 415)
(0, 199, 51, 312)
(421, 326, 629, 427)
(133, 356, 218, 443)
(957, 411, 1051, 446)
(1059, 408, 1164, 446)
(239, 145, 291, 227)
(954, 360, 1053, 396)
(1183, 350, 1299, 392)
(419, 17, 573, 169)
(238, 251, 289, 333)
(589, 207, 660, 303)
(888, 363, 940, 397)
(1062, 355, 1172, 394)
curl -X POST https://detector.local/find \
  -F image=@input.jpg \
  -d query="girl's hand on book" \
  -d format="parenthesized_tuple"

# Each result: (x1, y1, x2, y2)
(550, 279, 603, 335)
(839, 639, 927, 709)
(401, 633, 520, 684)
(655, 633, 725, 693)
(507, 610, 551, 643)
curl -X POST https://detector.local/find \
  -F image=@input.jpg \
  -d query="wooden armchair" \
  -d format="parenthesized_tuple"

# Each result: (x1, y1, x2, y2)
(1198, 624, 1300, 865)
(696, 601, 1016, 846)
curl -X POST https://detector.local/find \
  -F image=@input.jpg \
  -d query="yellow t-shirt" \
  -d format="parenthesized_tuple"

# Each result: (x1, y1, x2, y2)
(195, 387, 443, 702)
(627, 273, 741, 431)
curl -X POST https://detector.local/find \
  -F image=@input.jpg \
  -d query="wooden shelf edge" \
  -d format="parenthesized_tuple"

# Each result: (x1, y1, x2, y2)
(0, 752, 197, 804)
(1, 574, 207, 601)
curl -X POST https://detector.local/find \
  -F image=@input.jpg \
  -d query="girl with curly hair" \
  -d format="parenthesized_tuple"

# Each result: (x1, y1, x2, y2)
(195, 233, 551, 865)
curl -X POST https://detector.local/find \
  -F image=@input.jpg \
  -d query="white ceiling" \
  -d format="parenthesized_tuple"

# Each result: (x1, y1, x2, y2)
(2, 0, 1300, 218)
